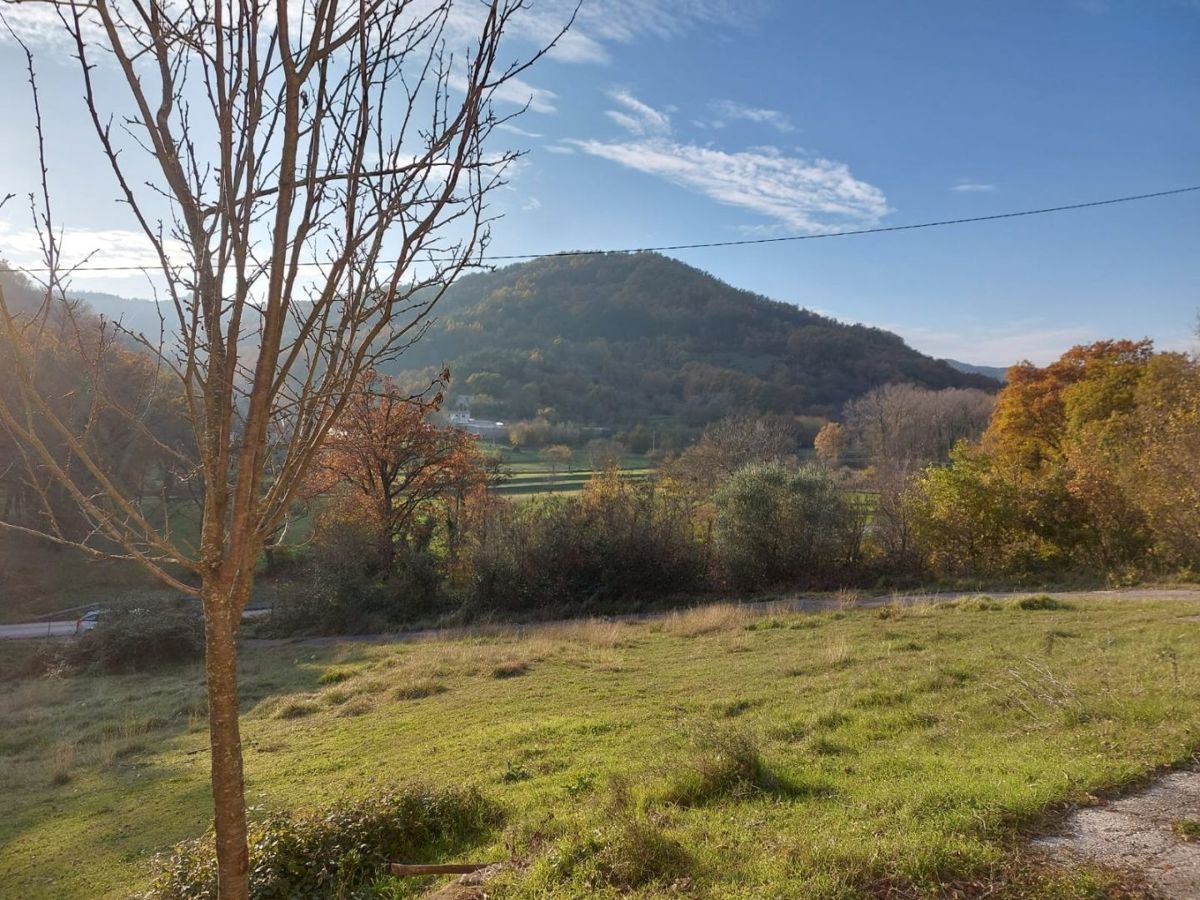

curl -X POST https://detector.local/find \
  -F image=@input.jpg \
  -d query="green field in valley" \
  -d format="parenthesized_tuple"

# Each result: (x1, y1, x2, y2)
(2, 593, 1199, 897)
(488, 448, 656, 501)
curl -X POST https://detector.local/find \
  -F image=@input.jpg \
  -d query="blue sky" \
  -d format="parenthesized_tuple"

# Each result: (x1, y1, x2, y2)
(1, 0, 1197, 365)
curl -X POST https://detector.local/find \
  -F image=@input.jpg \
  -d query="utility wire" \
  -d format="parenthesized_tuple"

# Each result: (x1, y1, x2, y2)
(1, 184, 1197, 275)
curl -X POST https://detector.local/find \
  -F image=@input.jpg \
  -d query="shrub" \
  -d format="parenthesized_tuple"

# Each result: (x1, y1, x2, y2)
(465, 472, 704, 615)
(660, 724, 791, 806)
(266, 543, 447, 636)
(72, 605, 205, 673)
(528, 779, 691, 893)
(147, 784, 501, 899)
(712, 463, 864, 590)
(1009, 594, 1071, 611)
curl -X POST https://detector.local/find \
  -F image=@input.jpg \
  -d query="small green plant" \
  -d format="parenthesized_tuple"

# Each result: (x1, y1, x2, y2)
(1173, 818, 1200, 841)
(502, 760, 531, 783)
(564, 772, 596, 798)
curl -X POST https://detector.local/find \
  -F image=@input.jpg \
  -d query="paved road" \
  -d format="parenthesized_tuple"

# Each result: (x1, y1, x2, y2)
(0, 606, 271, 640)
(0, 620, 79, 640)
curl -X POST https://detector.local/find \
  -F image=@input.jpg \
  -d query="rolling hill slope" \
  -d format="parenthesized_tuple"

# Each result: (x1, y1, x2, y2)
(384, 251, 998, 426)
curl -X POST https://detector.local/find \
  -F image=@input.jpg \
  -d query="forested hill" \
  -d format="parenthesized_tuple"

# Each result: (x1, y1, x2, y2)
(386, 252, 998, 426)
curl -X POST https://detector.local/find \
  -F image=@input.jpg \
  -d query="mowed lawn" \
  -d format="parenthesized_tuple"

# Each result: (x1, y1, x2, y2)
(2, 595, 1199, 898)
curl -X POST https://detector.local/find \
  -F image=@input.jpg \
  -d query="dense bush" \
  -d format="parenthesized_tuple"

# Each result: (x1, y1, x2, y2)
(73, 605, 205, 673)
(266, 544, 446, 635)
(263, 491, 450, 635)
(712, 463, 864, 590)
(147, 784, 500, 899)
(465, 471, 705, 614)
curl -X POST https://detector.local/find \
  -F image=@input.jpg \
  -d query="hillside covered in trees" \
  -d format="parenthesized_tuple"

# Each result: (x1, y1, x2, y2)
(385, 252, 998, 426)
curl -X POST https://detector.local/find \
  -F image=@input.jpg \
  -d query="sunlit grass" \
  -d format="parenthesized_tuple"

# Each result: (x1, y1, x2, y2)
(2, 595, 1198, 897)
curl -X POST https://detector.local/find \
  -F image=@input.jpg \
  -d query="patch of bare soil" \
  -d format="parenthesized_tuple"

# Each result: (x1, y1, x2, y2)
(1034, 769, 1200, 898)
(422, 863, 508, 899)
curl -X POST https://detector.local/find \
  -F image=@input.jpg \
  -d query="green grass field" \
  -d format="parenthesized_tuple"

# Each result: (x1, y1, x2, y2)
(2, 594, 1199, 898)
(489, 449, 656, 501)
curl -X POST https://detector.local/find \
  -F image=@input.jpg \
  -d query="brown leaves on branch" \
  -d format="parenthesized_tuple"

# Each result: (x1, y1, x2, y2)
(307, 369, 496, 567)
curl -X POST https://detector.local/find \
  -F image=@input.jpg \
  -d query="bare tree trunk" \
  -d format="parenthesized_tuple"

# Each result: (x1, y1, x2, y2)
(202, 578, 251, 900)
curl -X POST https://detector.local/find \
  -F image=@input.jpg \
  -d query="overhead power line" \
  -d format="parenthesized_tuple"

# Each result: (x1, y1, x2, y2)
(1, 183, 1197, 275)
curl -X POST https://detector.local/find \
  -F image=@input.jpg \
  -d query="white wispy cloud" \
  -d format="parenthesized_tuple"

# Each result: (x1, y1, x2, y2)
(952, 181, 997, 193)
(573, 92, 886, 232)
(0, 221, 187, 282)
(605, 90, 673, 136)
(705, 99, 795, 133)
(497, 123, 545, 139)
(572, 137, 888, 232)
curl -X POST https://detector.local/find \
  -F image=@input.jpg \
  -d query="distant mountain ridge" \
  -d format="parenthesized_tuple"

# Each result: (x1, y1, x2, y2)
(944, 358, 1009, 382)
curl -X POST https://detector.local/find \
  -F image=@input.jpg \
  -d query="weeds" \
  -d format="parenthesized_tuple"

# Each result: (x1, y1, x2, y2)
(48, 742, 74, 785)
(835, 588, 862, 610)
(318, 668, 356, 685)
(662, 603, 754, 637)
(1173, 818, 1200, 841)
(393, 678, 448, 700)
(1010, 594, 1071, 611)
(660, 724, 793, 806)
(272, 700, 319, 720)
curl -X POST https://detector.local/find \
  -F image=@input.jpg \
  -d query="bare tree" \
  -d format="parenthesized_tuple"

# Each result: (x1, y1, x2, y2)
(842, 383, 994, 469)
(0, 2, 566, 895)
(669, 413, 798, 490)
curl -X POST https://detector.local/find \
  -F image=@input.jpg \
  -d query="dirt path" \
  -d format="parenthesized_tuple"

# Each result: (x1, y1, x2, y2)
(1034, 769, 1200, 898)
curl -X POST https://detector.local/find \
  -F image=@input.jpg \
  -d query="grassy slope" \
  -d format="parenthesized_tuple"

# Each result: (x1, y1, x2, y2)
(2, 596, 1199, 898)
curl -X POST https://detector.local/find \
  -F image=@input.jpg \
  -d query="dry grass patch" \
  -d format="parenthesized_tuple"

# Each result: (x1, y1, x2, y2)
(334, 698, 373, 718)
(491, 659, 532, 679)
(825, 636, 852, 668)
(318, 667, 357, 686)
(272, 699, 319, 720)
(393, 677, 448, 700)
(662, 603, 755, 637)
(835, 588, 863, 610)
(47, 742, 74, 785)
(539, 618, 635, 649)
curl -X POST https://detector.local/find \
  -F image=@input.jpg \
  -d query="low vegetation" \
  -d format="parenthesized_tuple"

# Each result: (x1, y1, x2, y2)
(148, 784, 499, 899)
(2, 594, 1198, 897)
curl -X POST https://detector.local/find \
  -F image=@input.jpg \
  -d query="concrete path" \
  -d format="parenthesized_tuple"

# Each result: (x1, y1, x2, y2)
(1034, 769, 1200, 898)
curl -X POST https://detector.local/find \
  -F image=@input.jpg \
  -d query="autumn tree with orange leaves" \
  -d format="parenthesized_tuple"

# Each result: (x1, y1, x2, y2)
(911, 340, 1200, 576)
(309, 370, 496, 570)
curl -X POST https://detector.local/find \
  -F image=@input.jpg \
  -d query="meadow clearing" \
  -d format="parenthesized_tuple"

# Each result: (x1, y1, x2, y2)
(2, 593, 1198, 898)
